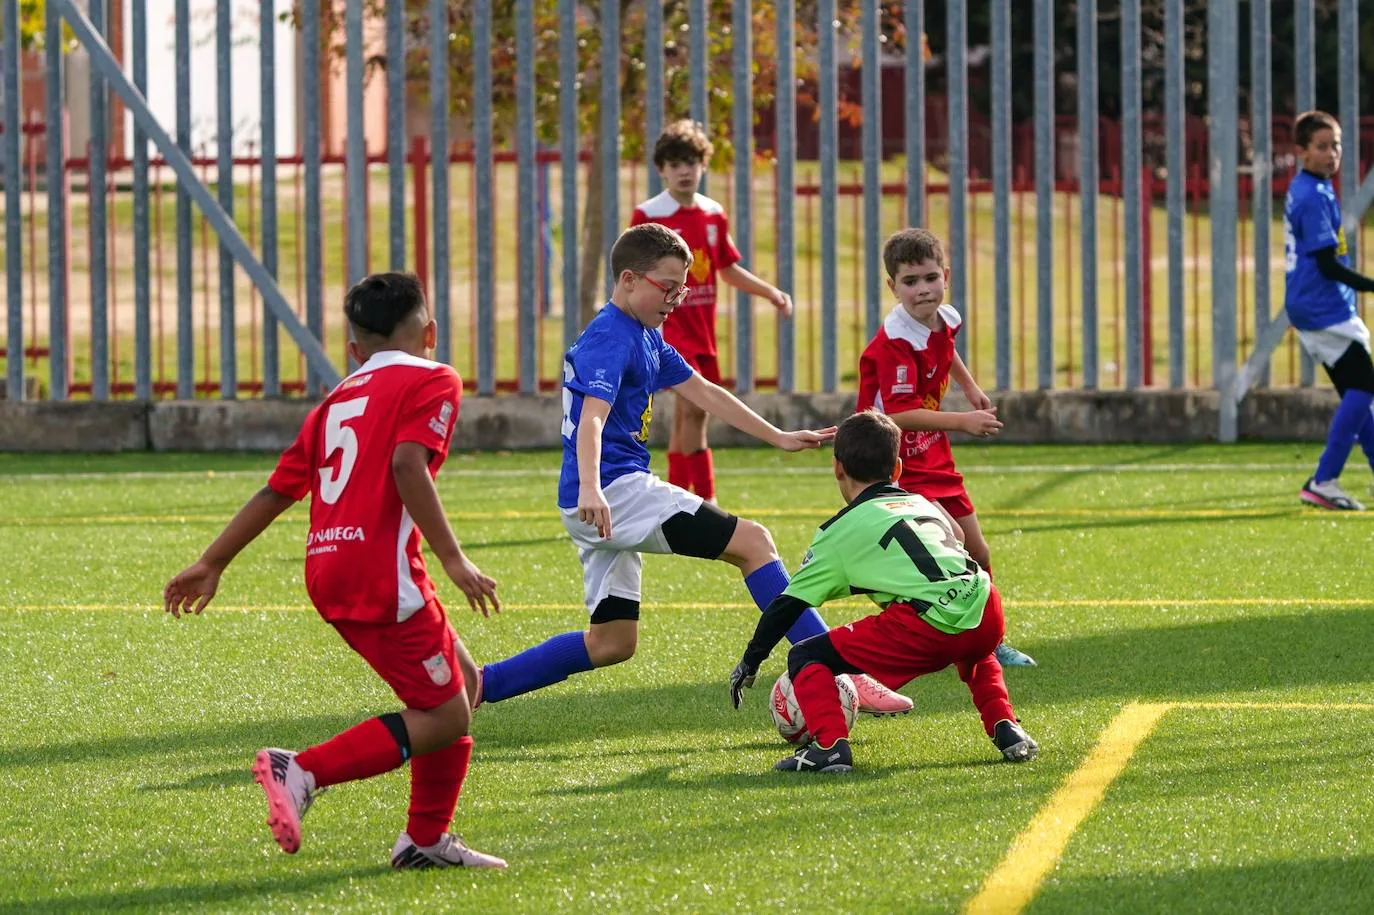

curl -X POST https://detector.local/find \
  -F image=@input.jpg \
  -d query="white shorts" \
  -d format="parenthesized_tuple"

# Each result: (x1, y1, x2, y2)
(560, 472, 704, 613)
(1296, 316, 1371, 367)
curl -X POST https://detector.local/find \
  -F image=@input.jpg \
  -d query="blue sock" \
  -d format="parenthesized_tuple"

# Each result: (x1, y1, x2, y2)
(1315, 389, 1374, 482)
(1356, 405, 1374, 470)
(481, 631, 593, 704)
(745, 559, 828, 644)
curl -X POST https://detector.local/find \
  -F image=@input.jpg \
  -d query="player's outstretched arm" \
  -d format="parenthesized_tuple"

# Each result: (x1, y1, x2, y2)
(951, 351, 992, 410)
(887, 405, 1002, 438)
(730, 594, 812, 708)
(671, 373, 835, 451)
(163, 485, 294, 618)
(718, 263, 793, 318)
(392, 442, 500, 617)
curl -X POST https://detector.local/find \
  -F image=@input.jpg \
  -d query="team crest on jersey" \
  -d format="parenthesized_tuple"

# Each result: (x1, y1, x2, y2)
(891, 363, 914, 395)
(422, 653, 453, 687)
(429, 400, 455, 437)
(589, 366, 614, 394)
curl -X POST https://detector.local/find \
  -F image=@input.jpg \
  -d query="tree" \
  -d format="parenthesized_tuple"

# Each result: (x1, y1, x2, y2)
(288, 0, 909, 323)
(2, 0, 49, 50)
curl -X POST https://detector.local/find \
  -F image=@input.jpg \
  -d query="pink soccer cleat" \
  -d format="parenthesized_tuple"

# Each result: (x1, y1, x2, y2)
(251, 748, 318, 854)
(849, 674, 914, 716)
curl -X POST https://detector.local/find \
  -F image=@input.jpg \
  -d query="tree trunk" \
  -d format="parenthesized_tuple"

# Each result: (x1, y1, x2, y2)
(577, 127, 606, 329)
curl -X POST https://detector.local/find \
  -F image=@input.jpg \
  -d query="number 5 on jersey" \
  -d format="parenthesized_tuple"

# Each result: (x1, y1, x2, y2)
(319, 397, 370, 504)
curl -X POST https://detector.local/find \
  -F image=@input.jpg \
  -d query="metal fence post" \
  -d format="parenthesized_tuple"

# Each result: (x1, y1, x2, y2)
(261, 0, 280, 397)
(302, 0, 324, 394)
(1035, 0, 1054, 389)
(475, 1, 495, 392)
(218, 0, 237, 397)
(1078, 0, 1099, 389)
(818, 0, 838, 392)
(861, 0, 882, 340)
(776, 0, 796, 394)
(89, 0, 108, 400)
(45, 1, 67, 399)
(1209, 0, 1239, 440)
(516, 0, 537, 395)
(947, 0, 968, 364)
(386, 0, 405, 270)
(430, 0, 452, 370)
(645, 0, 663, 198)
(1250, 0, 1271, 389)
(991, 0, 1011, 391)
(1122, 0, 1143, 389)
(905, 0, 924, 227)
(1295, 0, 1315, 386)
(560, 0, 579, 349)
(3, 0, 22, 400)
(1165, 0, 1184, 389)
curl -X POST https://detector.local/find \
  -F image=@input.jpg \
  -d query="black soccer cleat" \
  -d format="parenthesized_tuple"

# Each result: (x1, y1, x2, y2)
(774, 738, 854, 773)
(992, 719, 1039, 762)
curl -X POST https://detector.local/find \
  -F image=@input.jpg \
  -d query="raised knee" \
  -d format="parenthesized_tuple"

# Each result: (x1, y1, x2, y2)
(586, 631, 637, 667)
(738, 519, 777, 560)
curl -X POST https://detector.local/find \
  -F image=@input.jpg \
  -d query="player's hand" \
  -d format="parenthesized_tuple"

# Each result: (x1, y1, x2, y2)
(964, 385, 993, 411)
(775, 426, 837, 452)
(578, 484, 613, 540)
(771, 289, 794, 319)
(962, 407, 1003, 438)
(730, 657, 759, 709)
(163, 560, 222, 619)
(442, 551, 501, 617)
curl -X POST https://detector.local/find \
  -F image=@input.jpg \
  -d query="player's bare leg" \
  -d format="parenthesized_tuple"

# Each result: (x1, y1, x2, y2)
(584, 618, 639, 667)
(718, 520, 913, 716)
(960, 512, 1037, 669)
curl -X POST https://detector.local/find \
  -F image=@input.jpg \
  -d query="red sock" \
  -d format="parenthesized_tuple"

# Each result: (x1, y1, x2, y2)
(295, 716, 405, 789)
(792, 664, 850, 747)
(406, 735, 473, 847)
(689, 448, 715, 501)
(667, 451, 690, 490)
(957, 656, 1017, 736)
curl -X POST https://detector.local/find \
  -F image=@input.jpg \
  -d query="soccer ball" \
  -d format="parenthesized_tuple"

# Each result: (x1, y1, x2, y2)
(770, 671, 858, 745)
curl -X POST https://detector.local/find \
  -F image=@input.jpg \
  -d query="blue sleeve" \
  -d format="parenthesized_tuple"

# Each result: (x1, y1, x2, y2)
(657, 337, 695, 390)
(1293, 190, 1340, 255)
(566, 335, 631, 404)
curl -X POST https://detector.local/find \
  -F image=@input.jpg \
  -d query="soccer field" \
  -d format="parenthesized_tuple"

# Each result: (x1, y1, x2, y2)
(2, 444, 1372, 913)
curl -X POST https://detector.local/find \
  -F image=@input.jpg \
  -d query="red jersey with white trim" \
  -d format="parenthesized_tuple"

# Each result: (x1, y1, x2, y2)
(856, 304, 967, 499)
(267, 350, 462, 624)
(630, 191, 742, 358)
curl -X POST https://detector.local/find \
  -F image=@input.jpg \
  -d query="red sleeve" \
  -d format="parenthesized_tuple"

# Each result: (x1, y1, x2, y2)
(869, 343, 924, 414)
(630, 207, 649, 227)
(395, 367, 463, 459)
(267, 406, 320, 501)
(716, 213, 742, 270)
(856, 351, 879, 413)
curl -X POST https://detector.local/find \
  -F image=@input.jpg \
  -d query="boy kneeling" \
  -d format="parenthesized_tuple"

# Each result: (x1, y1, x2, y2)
(730, 410, 1039, 772)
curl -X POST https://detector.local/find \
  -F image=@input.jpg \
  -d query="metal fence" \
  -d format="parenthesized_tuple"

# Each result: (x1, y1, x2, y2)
(2, 1, 1372, 432)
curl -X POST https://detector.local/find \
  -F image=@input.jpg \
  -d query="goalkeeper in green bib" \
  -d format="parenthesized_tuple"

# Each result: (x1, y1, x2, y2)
(730, 410, 1038, 772)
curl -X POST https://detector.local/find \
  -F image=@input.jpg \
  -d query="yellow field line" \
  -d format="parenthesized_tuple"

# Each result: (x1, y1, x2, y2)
(9, 597, 1374, 614)
(965, 699, 1374, 914)
(965, 703, 1172, 915)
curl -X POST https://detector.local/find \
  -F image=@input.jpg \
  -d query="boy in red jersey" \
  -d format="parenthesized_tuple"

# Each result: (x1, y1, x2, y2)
(630, 119, 793, 502)
(162, 273, 507, 870)
(856, 229, 1036, 668)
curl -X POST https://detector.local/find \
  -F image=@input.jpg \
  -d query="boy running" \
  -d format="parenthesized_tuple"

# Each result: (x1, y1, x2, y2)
(475, 224, 911, 716)
(857, 228, 1035, 667)
(162, 273, 507, 869)
(729, 410, 1039, 773)
(631, 119, 794, 503)
(1284, 110, 1374, 511)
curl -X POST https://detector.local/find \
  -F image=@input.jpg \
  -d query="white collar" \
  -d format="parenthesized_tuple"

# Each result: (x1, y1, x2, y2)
(334, 350, 444, 391)
(882, 304, 962, 351)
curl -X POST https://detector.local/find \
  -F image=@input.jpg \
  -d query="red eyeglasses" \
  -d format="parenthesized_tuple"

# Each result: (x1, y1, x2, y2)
(636, 272, 690, 306)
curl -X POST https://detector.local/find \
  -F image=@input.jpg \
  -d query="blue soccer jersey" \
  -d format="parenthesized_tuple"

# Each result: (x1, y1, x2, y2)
(558, 303, 695, 508)
(1284, 169, 1358, 331)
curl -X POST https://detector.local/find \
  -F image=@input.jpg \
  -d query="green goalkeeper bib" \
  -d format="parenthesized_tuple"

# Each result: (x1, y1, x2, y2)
(783, 483, 990, 634)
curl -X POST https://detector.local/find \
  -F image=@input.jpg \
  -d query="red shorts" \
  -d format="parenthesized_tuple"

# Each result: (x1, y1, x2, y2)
(680, 351, 722, 385)
(828, 587, 1006, 689)
(933, 491, 976, 519)
(331, 599, 465, 710)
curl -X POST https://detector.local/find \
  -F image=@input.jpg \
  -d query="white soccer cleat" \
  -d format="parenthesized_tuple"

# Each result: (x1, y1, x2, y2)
(849, 674, 914, 716)
(391, 832, 509, 870)
(251, 748, 318, 854)
(1300, 477, 1366, 511)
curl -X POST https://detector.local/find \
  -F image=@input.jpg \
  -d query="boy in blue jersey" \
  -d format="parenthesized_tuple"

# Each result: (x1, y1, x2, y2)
(474, 224, 913, 715)
(1285, 110, 1374, 511)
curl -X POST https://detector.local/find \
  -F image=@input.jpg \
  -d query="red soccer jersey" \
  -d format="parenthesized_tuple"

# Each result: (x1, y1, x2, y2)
(856, 304, 967, 499)
(267, 350, 462, 624)
(630, 191, 742, 358)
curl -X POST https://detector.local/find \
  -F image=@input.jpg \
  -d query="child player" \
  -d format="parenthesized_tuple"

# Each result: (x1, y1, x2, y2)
(857, 228, 1036, 667)
(162, 273, 507, 870)
(630, 119, 794, 503)
(1284, 110, 1374, 511)
(729, 410, 1039, 773)
(474, 224, 912, 716)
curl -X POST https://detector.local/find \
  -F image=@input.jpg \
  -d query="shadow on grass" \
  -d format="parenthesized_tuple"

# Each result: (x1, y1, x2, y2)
(982, 508, 1297, 537)
(1028, 854, 1374, 914)
(995, 444, 1197, 511)
(0, 865, 393, 915)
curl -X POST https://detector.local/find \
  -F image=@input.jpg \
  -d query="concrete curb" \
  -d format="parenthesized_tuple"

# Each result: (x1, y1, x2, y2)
(0, 388, 1342, 452)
